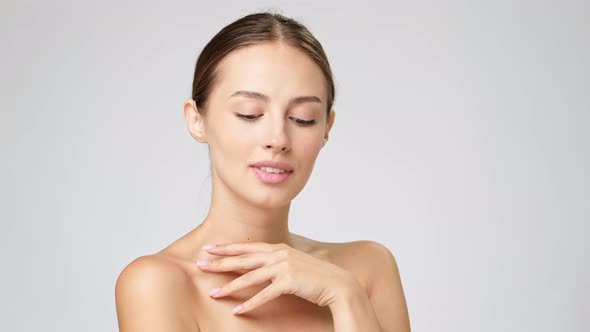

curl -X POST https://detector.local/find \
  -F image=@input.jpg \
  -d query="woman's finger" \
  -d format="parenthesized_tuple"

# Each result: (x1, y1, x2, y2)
(203, 242, 279, 256)
(198, 252, 270, 272)
(209, 266, 274, 298)
(232, 280, 285, 315)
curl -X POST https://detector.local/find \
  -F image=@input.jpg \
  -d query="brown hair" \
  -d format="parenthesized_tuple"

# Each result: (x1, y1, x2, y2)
(190, 11, 336, 121)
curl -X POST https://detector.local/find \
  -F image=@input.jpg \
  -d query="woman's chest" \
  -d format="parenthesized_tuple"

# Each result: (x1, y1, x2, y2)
(190, 273, 334, 331)
(195, 292, 334, 332)
(198, 308, 334, 332)
(170, 240, 370, 331)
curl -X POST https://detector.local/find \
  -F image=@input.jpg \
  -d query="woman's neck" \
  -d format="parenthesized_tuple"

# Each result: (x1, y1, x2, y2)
(195, 185, 294, 246)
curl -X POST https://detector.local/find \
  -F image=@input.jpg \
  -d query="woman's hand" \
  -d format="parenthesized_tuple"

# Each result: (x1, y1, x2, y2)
(195, 242, 358, 315)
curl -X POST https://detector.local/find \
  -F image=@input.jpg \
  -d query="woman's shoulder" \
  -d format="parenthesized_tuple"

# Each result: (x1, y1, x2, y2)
(303, 235, 393, 264)
(295, 235, 395, 295)
(116, 254, 192, 288)
(115, 254, 199, 330)
(116, 253, 202, 304)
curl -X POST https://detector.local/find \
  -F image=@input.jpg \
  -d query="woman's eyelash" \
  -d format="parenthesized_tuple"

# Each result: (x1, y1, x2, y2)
(234, 113, 316, 126)
(235, 113, 260, 120)
(293, 118, 316, 126)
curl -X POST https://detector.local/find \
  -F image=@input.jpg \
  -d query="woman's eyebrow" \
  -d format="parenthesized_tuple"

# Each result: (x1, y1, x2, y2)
(228, 90, 322, 106)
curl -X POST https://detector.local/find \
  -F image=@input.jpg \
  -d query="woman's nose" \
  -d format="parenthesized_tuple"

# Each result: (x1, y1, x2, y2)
(265, 135, 289, 152)
(264, 118, 291, 152)
(265, 144, 288, 151)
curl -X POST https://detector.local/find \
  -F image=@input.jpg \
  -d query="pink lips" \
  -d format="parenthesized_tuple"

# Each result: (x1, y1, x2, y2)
(250, 160, 294, 185)
(250, 160, 294, 171)
(251, 167, 292, 184)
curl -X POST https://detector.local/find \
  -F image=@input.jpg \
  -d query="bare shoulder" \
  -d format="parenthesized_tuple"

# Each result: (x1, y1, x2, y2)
(115, 254, 199, 332)
(326, 239, 393, 258)
(348, 240, 400, 296)
(333, 240, 410, 332)
(291, 235, 394, 296)
(318, 239, 397, 295)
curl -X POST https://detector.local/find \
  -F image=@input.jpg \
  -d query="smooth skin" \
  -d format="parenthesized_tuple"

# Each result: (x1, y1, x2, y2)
(115, 41, 410, 331)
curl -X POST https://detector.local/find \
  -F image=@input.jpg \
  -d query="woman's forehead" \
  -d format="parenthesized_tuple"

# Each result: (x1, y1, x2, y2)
(214, 43, 326, 99)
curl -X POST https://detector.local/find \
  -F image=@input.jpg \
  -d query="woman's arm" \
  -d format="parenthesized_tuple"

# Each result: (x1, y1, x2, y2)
(329, 279, 383, 331)
(328, 241, 411, 332)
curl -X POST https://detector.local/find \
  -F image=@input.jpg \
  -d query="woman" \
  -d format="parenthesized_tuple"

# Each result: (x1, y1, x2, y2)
(115, 11, 410, 332)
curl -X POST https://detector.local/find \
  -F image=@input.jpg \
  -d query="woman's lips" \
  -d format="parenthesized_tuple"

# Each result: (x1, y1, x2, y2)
(250, 160, 294, 171)
(251, 167, 293, 184)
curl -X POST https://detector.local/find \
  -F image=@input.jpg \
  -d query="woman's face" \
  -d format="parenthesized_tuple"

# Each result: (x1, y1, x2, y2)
(185, 42, 335, 208)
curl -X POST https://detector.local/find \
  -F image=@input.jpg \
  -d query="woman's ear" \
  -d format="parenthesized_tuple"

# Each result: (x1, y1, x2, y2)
(322, 109, 336, 147)
(183, 99, 207, 143)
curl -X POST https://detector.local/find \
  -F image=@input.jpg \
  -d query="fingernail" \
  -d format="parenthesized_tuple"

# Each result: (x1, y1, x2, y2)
(208, 288, 221, 296)
(232, 305, 244, 314)
(202, 244, 217, 250)
(196, 259, 210, 267)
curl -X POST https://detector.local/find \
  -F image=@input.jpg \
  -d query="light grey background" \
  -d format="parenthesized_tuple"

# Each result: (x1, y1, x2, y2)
(1, 0, 588, 331)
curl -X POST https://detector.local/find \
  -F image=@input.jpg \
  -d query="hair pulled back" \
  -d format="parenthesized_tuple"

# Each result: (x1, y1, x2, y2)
(191, 11, 336, 120)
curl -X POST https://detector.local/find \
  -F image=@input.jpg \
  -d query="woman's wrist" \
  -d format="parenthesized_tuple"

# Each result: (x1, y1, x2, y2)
(328, 271, 363, 306)
(328, 274, 382, 332)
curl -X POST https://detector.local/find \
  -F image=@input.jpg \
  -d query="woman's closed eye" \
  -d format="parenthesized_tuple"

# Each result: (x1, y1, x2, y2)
(234, 113, 316, 126)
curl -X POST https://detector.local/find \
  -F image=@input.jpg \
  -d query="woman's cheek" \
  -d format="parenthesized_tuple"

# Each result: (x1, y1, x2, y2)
(296, 134, 323, 162)
(214, 122, 249, 153)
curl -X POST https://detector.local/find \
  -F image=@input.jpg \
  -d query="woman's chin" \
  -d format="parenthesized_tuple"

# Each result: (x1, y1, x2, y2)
(248, 195, 293, 210)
